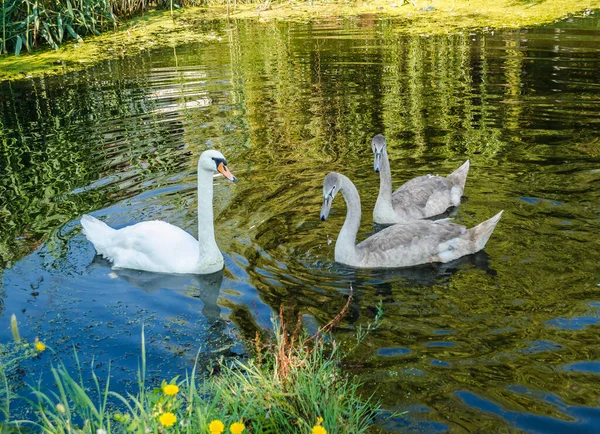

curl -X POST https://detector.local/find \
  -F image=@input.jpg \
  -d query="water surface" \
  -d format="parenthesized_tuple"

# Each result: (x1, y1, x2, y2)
(1, 12, 600, 432)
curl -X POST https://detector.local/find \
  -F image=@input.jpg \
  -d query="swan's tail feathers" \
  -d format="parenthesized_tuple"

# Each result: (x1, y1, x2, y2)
(447, 160, 470, 190)
(80, 215, 115, 254)
(468, 210, 503, 252)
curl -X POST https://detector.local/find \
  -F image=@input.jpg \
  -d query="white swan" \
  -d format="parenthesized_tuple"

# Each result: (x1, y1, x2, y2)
(320, 172, 502, 268)
(372, 134, 470, 224)
(81, 150, 236, 274)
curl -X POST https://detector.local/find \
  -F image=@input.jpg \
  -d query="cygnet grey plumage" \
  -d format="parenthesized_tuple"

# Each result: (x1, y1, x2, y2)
(372, 134, 469, 224)
(320, 172, 502, 269)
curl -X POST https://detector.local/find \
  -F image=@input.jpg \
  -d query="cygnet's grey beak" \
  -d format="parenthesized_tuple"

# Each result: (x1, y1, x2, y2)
(320, 196, 332, 221)
(373, 152, 382, 173)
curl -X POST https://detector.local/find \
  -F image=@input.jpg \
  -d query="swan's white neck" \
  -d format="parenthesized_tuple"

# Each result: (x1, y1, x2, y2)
(335, 174, 361, 265)
(196, 168, 222, 270)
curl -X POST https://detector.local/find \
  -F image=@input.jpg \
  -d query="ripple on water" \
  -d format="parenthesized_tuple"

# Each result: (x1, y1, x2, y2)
(546, 316, 600, 330)
(377, 347, 412, 357)
(457, 389, 600, 433)
(561, 361, 600, 374)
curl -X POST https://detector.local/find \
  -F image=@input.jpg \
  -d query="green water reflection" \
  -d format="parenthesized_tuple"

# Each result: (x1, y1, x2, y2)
(1, 14, 600, 432)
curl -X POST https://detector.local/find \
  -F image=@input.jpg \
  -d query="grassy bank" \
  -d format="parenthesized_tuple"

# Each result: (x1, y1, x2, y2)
(0, 0, 598, 82)
(2, 306, 383, 433)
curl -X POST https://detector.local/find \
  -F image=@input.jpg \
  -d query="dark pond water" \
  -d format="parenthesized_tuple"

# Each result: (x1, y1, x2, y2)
(2, 11, 600, 432)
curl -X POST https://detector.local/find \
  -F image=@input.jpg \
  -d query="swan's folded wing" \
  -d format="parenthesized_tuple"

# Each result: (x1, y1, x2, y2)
(395, 174, 433, 190)
(393, 176, 452, 209)
(356, 220, 466, 254)
(103, 221, 199, 271)
(118, 221, 198, 250)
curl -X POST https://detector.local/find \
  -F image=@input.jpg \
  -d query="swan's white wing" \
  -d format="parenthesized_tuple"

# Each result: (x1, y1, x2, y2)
(101, 221, 200, 274)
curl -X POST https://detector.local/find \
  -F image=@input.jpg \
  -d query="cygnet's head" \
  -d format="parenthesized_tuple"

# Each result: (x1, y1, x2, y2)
(371, 134, 387, 173)
(320, 172, 342, 221)
(199, 150, 236, 182)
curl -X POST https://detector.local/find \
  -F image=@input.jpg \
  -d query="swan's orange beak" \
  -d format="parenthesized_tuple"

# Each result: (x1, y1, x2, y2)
(217, 162, 236, 182)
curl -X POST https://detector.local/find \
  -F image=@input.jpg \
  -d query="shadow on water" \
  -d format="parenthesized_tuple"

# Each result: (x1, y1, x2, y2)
(350, 249, 495, 287)
(95, 259, 225, 324)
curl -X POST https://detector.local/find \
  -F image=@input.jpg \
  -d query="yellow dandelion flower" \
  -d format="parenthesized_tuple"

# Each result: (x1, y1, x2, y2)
(163, 384, 179, 396)
(230, 421, 245, 434)
(209, 419, 225, 434)
(312, 425, 327, 434)
(316, 416, 324, 424)
(35, 341, 46, 352)
(159, 412, 177, 427)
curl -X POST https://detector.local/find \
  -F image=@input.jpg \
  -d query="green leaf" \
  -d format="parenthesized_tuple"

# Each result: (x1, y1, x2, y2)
(57, 14, 64, 43)
(15, 35, 23, 56)
(65, 24, 83, 43)
(66, 0, 74, 17)
(41, 23, 58, 50)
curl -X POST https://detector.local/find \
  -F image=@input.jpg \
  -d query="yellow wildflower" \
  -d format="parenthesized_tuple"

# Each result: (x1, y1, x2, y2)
(163, 384, 179, 396)
(159, 412, 177, 427)
(230, 421, 245, 434)
(209, 419, 225, 434)
(312, 425, 327, 434)
(316, 417, 324, 424)
(35, 341, 46, 352)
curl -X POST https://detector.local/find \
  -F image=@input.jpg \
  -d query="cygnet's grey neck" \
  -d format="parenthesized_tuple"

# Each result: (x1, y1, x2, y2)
(377, 148, 394, 209)
(334, 174, 362, 264)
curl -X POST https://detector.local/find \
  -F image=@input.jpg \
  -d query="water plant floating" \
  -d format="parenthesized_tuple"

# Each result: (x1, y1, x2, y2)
(372, 134, 469, 224)
(81, 150, 236, 274)
(320, 172, 502, 268)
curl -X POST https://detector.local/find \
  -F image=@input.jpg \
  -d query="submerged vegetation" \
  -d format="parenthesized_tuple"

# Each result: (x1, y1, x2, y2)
(0, 0, 598, 80)
(1, 304, 383, 433)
